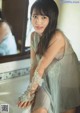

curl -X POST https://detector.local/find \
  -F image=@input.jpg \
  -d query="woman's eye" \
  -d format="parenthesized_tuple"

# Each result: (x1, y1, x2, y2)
(32, 15, 37, 19)
(42, 16, 47, 19)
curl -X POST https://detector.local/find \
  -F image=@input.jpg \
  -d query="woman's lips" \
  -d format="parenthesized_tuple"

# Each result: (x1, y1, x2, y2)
(35, 26, 43, 30)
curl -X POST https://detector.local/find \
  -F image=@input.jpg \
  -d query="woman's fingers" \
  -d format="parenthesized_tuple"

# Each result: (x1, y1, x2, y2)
(18, 101, 32, 108)
(18, 101, 25, 108)
(20, 102, 27, 108)
(25, 100, 34, 108)
(18, 101, 22, 107)
(26, 101, 31, 107)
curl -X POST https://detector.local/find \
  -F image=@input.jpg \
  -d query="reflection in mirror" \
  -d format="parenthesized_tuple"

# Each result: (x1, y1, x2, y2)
(0, 0, 29, 57)
(0, 0, 18, 56)
(0, 0, 29, 63)
(0, 19, 17, 56)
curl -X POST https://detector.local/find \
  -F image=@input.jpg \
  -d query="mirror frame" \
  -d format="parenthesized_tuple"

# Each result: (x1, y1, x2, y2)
(0, 51, 30, 63)
(0, 0, 30, 63)
(20, 0, 29, 53)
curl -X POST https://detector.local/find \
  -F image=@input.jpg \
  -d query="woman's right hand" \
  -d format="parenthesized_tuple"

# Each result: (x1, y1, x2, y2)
(17, 89, 35, 109)
(18, 100, 34, 108)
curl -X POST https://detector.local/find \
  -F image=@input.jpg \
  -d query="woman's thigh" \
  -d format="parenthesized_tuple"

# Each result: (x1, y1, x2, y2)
(31, 87, 50, 113)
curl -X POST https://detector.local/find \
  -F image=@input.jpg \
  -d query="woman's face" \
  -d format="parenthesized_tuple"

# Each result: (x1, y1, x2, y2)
(31, 9, 49, 35)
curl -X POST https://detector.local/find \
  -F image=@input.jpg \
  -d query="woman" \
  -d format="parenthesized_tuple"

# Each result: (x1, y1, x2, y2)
(18, 0, 80, 113)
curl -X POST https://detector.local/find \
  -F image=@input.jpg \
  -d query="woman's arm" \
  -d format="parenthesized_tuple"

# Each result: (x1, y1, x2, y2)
(30, 32, 38, 81)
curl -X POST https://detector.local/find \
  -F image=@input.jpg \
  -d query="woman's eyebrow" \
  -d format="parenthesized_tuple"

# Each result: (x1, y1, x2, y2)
(32, 12, 38, 15)
(32, 14, 37, 15)
(32, 14, 46, 16)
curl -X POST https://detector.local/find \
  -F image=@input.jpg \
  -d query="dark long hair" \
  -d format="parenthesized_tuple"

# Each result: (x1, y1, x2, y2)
(30, 0, 59, 55)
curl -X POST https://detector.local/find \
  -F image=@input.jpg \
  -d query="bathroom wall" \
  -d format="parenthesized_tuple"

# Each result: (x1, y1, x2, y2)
(57, 0, 80, 61)
(0, 59, 30, 81)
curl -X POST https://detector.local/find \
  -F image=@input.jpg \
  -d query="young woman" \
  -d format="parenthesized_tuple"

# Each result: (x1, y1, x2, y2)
(18, 0, 80, 113)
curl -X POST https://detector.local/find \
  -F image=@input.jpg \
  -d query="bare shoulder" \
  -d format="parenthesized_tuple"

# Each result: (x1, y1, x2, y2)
(49, 30, 65, 47)
(51, 30, 65, 41)
(54, 30, 65, 41)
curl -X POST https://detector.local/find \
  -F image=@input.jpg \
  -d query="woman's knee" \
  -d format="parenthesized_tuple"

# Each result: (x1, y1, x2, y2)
(32, 108, 48, 113)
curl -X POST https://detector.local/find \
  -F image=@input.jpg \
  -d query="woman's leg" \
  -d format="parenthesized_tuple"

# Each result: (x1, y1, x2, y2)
(32, 108, 47, 113)
(63, 108, 76, 113)
(31, 87, 50, 113)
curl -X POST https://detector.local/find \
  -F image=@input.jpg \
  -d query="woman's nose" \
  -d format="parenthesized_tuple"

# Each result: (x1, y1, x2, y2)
(36, 18, 42, 25)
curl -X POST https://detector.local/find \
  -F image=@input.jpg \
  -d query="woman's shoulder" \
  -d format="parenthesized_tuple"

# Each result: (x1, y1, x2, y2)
(55, 29, 65, 40)
(49, 29, 65, 46)
(55, 29, 68, 39)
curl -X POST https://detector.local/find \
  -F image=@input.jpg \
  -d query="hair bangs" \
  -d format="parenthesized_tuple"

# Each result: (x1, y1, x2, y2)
(31, 1, 48, 17)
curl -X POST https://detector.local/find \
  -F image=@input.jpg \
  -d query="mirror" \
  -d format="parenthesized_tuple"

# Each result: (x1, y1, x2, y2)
(0, 0, 29, 57)
(0, 0, 30, 63)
